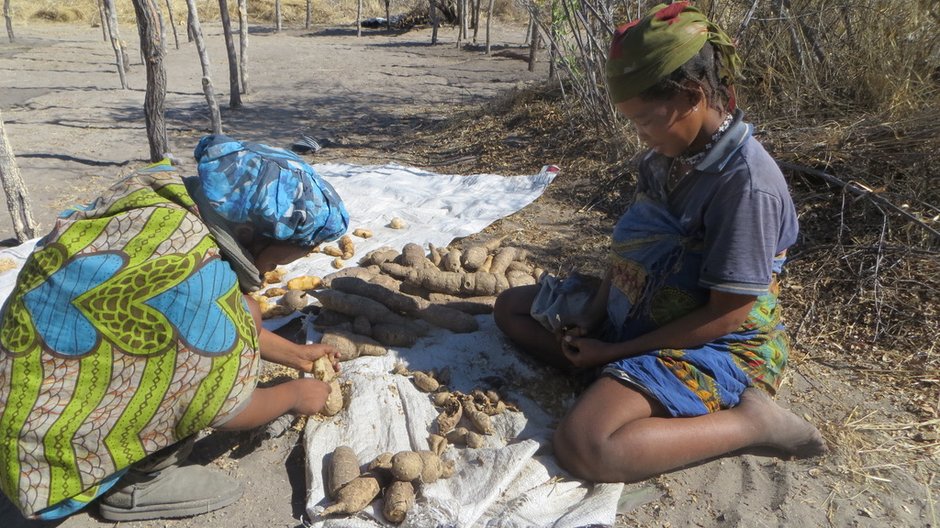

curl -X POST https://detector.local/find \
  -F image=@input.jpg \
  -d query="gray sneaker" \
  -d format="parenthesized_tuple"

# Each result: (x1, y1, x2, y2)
(99, 464, 242, 521)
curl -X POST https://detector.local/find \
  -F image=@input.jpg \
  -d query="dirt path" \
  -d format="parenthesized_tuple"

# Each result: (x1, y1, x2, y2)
(1, 18, 937, 528)
(0, 20, 543, 238)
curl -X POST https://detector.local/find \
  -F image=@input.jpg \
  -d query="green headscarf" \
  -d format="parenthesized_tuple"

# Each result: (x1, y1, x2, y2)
(605, 2, 742, 104)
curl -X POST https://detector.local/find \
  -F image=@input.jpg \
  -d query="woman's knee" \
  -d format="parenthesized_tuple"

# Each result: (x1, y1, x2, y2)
(553, 420, 610, 481)
(493, 285, 536, 332)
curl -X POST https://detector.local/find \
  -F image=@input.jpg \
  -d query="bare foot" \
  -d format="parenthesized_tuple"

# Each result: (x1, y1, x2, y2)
(737, 387, 829, 458)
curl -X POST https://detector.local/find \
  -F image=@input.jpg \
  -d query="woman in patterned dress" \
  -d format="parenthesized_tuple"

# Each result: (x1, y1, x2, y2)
(0, 135, 348, 521)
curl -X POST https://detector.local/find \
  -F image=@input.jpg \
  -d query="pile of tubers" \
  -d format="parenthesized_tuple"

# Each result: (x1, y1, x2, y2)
(321, 445, 454, 523)
(311, 237, 541, 348)
(396, 364, 516, 445)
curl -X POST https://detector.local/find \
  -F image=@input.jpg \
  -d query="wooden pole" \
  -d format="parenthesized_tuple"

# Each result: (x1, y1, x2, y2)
(484, 0, 494, 54)
(430, 0, 439, 44)
(0, 110, 38, 241)
(103, 0, 129, 89)
(131, 0, 169, 162)
(218, 0, 242, 108)
(385, 0, 390, 31)
(356, 0, 362, 37)
(305, 0, 312, 29)
(164, 0, 180, 49)
(472, 0, 480, 42)
(528, 18, 538, 72)
(97, 0, 110, 42)
(237, 0, 249, 95)
(275, 0, 282, 32)
(3, 0, 12, 43)
(185, 0, 223, 134)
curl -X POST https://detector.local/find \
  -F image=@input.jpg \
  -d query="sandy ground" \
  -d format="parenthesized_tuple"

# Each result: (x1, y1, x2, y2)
(1, 17, 937, 528)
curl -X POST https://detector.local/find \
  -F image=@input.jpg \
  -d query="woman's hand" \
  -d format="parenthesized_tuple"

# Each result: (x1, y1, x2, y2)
(288, 343, 340, 374)
(560, 335, 617, 369)
(290, 378, 333, 416)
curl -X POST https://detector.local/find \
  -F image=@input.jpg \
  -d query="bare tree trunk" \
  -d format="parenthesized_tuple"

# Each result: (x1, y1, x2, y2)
(484, 0, 494, 54)
(472, 0, 480, 42)
(187, 11, 195, 41)
(156, 1, 167, 53)
(528, 19, 539, 72)
(3, 0, 12, 43)
(0, 111, 37, 241)
(548, 0, 556, 80)
(131, 0, 169, 162)
(456, 0, 464, 48)
(461, 0, 468, 40)
(356, 0, 362, 37)
(103, 0, 129, 89)
(97, 0, 110, 42)
(524, 13, 532, 45)
(430, 0, 439, 44)
(185, 0, 222, 134)
(305, 0, 311, 29)
(218, 0, 242, 108)
(385, 0, 390, 31)
(238, 0, 248, 95)
(164, 0, 180, 49)
(275, 0, 282, 32)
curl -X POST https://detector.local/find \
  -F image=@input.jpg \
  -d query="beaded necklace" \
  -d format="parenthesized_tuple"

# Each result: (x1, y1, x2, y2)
(666, 112, 734, 192)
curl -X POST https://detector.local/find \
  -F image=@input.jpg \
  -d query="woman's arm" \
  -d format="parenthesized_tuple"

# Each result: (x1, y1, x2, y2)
(243, 294, 339, 373)
(562, 289, 756, 368)
(218, 378, 331, 430)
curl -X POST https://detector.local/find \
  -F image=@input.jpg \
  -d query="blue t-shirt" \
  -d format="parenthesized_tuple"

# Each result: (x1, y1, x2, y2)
(634, 111, 799, 295)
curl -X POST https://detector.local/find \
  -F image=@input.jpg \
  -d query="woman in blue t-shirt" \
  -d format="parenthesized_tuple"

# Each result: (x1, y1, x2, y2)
(494, 2, 827, 483)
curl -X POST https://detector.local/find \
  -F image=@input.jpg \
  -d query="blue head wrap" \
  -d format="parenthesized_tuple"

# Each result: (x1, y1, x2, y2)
(194, 135, 349, 246)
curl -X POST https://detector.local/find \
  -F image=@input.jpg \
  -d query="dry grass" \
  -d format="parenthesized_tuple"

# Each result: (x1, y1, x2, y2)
(8, 0, 525, 27)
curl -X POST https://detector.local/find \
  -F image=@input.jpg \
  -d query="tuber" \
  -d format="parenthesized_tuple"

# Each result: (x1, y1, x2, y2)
(326, 446, 360, 500)
(427, 433, 448, 456)
(441, 249, 462, 272)
(321, 266, 377, 288)
(390, 451, 423, 481)
(388, 217, 407, 229)
(331, 258, 345, 269)
(321, 245, 344, 257)
(436, 398, 463, 433)
(460, 245, 488, 271)
(463, 401, 493, 434)
(320, 473, 381, 515)
(489, 247, 517, 276)
(411, 371, 440, 392)
(338, 235, 355, 259)
(320, 329, 387, 362)
(330, 276, 423, 314)
(279, 289, 308, 311)
(263, 287, 287, 298)
(352, 227, 373, 239)
(390, 450, 453, 484)
(312, 356, 343, 416)
(382, 480, 414, 524)
(416, 304, 478, 333)
(359, 247, 399, 266)
(371, 323, 421, 348)
(399, 243, 431, 268)
(287, 275, 322, 291)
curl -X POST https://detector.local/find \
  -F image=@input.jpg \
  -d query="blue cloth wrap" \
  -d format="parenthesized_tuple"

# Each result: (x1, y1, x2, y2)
(194, 135, 349, 246)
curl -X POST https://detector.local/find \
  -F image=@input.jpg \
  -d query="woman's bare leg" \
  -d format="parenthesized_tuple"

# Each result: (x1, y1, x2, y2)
(554, 377, 828, 482)
(494, 285, 573, 369)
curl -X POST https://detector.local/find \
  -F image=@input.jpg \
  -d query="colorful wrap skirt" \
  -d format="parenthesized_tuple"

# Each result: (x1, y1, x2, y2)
(602, 194, 789, 417)
(0, 161, 260, 518)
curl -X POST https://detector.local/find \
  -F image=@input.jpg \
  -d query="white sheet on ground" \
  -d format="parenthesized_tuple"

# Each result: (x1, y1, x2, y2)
(292, 163, 622, 527)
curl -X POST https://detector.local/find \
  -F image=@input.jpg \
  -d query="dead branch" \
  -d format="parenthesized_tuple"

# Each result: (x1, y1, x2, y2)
(779, 161, 940, 242)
